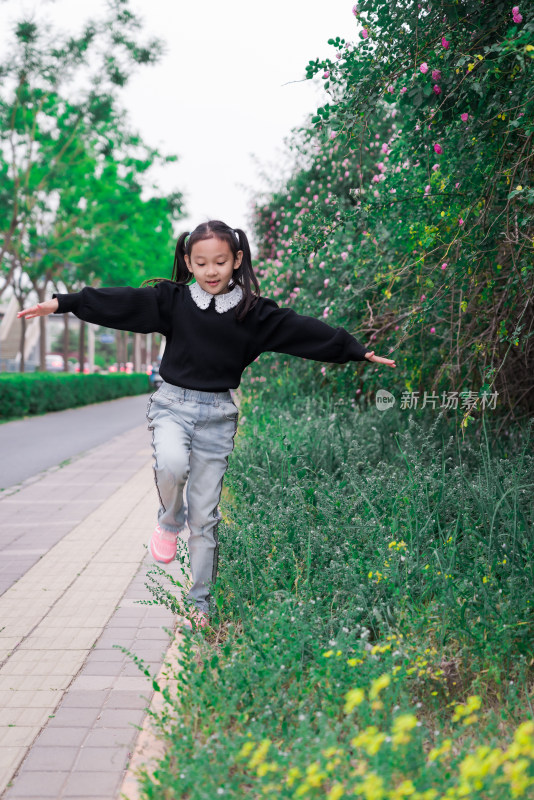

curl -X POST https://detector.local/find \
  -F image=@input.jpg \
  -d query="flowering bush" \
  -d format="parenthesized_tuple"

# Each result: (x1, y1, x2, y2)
(251, 0, 533, 428)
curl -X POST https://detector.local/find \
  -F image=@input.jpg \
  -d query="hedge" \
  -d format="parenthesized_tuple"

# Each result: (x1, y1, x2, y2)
(0, 372, 152, 419)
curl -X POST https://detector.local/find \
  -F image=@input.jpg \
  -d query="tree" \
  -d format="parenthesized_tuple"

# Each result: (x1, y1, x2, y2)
(0, 0, 184, 370)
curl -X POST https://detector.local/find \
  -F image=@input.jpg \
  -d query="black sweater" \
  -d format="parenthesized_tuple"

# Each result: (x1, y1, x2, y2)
(52, 281, 370, 391)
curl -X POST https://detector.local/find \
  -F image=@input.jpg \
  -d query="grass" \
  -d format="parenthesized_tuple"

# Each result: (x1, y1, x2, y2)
(131, 385, 534, 799)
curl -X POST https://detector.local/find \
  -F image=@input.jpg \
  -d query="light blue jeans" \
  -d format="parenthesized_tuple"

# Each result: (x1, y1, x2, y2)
(145, 381, 239, 613)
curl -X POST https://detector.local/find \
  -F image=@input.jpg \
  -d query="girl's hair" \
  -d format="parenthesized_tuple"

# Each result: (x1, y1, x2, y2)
(141, 220, 260, 322)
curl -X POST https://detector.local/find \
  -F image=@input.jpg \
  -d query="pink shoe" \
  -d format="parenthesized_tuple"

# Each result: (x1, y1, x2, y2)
(182, 609, 210, 631)
(150, 524, 178, 563)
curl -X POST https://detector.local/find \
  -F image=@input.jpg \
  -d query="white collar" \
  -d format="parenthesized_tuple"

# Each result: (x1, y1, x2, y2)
(188, 281, 243, 313)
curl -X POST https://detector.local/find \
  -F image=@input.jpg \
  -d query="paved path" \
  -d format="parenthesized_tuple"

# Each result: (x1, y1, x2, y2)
(0, 393, 153, 491)
(0, 422, 186, 799)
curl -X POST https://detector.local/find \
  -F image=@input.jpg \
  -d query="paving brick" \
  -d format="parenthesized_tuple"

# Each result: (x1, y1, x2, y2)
(21, 745, 79, 771)
(83, 728, 136, 748)
(68, 676, 116, 692)
(3, 769, 68, 797)
(62, 770, 122, 797)
(83, 648, 126, 663)
(34, 727, 88, 748)
(2, 707, 54, 727)
(0, 727, 40, 748)
(74, 745, 130, 771)
(92, 708, 146, 729)
(0, 747, 26, 788)
(46, 707, 101, 728)
(120, 660, 161, 678)
(60, 691, 109, 709)
(104, 690, 150, 710)
(79, 661, 124, 677)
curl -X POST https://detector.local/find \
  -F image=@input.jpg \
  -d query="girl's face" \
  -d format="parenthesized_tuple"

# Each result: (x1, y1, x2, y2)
(185, 237, 243, 295)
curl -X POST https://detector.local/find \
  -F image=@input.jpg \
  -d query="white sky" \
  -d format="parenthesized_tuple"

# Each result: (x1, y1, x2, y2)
(0, 0, 360, 253)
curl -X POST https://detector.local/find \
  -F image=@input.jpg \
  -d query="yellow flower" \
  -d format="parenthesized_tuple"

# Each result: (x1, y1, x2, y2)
(369, 673, 391, 700)
(351, 725, 387, 756)
(347, 657, 364, 666)
(500, 758, 534, 797)
(257, 761, 278, 777)
(344, 687, 365, 712)
(286, 767, 302, 786)
(389, 540, 397, 548)
(390, 779, 416, 797)
(327, 784, 345, 800)
(238, 740, 255, 759)
(428, 738, 452, 762)
(526, 44, 534, 51)
(323, 650, 334, 658)
(452, 695, 482, 722)
(249, 738, 271, 769)
(515, 185, 523, 191)
(357, 771, 386, 799)
(322, 746, 343, 759)
(391, 713, 418, 747)
(468, 63, 475, 71)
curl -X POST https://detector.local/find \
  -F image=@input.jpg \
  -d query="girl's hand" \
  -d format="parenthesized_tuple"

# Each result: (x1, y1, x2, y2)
(365, 351, 396, 368)
(17, 299, 59, 319)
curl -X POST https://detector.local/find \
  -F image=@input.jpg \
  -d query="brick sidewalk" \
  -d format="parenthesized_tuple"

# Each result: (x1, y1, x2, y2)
(0, 424, 186, 799)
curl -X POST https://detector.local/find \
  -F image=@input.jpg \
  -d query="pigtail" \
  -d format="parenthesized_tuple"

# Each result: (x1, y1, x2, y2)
(171, 232, 194, 284)
(141, 231, 193, 289)
(233, 227, 261, 322)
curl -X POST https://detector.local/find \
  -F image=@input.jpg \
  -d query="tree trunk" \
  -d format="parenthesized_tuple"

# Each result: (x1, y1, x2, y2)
(133, 333, 141, 372)
(79, 319, 85, 373)
(19, 314, 26, 373)
(63, 314, 69, 372)
(37, 286, 47, 371)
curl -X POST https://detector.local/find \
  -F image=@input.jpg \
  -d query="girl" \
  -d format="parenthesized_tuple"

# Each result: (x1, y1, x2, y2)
(17, 219, 396, 630)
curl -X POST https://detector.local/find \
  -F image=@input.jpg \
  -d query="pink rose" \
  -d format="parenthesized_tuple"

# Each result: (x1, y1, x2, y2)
(441, 37, 450, 49)
(400, 86, 407, 93)
(420, 62, 429, 73)
(433, 84, 442, 94)
(323, 71, 330, 78)
(432, 163, 439, 171)
(361, 28, 369, 39)
(441, 263, 448, 270)
(431, 69, 441, 81)
(433, 143, 443, 154)
(461, 112, 469, 122)
(458, 217, 464, 226)
(430, 327, 436, 333)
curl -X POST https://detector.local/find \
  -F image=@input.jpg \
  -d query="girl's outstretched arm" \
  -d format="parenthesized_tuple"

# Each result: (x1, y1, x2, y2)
(251, 297, 396, 368)
(18, 284, 174, 336)
(363, 350, 396, 368)
(17, 299, 59, 319)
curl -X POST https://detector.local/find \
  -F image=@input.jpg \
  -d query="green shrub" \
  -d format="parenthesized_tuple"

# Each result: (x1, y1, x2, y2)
(130, 388, 533, 800)
(0, 372, 151, 418)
